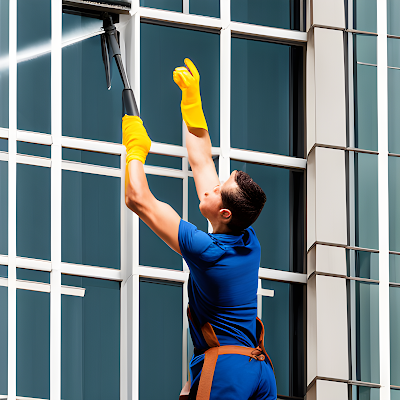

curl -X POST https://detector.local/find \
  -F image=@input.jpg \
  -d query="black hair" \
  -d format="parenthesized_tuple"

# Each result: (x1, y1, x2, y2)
(221, 170, 266, 232)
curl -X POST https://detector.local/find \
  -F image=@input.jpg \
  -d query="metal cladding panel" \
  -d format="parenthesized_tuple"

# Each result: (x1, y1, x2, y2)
(62, 0, 131, 19)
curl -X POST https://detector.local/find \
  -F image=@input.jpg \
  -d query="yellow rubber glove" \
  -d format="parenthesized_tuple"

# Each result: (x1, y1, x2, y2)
(122, 115, 151, 165)
(173, 58, 208, 131)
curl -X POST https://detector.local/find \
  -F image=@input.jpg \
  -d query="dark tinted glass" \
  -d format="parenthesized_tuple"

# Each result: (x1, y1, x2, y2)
(145, 153, 182, 169)
(140, 0, 182, 12)
(17, 142, 51, 158)
(141, 22, 220, 147)
(231, 161, 304, 272)
(0, 286, 7, 396)
(17, 164, 51, 260)
(0, 265, 7, 278)
(391, 286, 400, 386)
(347, 250, 379, 280)
(190, 0, 220, 18)
(354, 0, 376, 33)
(188, 176, 208, 232)
(139, 279, 183, 400)
(0, 161, 7, 255)
(62, 148, 120, 168)
(61, 275, 120, 400)
(231, 38, 304, 157)
(16, 268, 50, 283)
(0, 0, 9, 129)
(0, 138, 7, 152)
(62, 171, 121, 268)
(139, 175, 182, 269)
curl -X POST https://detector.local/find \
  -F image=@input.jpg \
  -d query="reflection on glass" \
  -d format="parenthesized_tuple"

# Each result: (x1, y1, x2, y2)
(388, 69, 400, 155)
(141, 23, 220, 146)
(390, 286, 400, 386)
(17, 289, 50, 399)
(139, 175, 182, 269)
(188, 176, 208, 232)
(16, 268, 50, 284)
(347, 250, 379, 280)
(349, 281, 379, 383)
(190, 0, 220, 18)
(354, 153, 379, 250)
(231, 0, 299, 30)
(261, 280, 304, 397)
(389, 157, 400, 252)
(62, 148, 120, 168)
(231, 38, 304, 157)
(0, 161, 7, 255)
(17, 141, 51, 158)
(61, 275, 120, 400)
(388, 0, 400, 37)
(140, 0, 182, 12)
(0, 286, 7, 396)
(62, 13, 102, 41)
(390, 254, 400, 283)
(350, 385, 379, 400)
(0, 0, 9, 129)
(231, 161, 304, 272)
(62, 171, 120, 268)
(17, 164, 51, 260)
(145, 153, 182, 169)
(354, 0, 377, 33)
(62, 35, 123, 143)
(139, 279, 183, 400)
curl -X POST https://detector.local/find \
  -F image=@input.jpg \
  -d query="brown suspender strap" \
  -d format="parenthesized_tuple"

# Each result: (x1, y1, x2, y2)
(196, 347, 219, 400)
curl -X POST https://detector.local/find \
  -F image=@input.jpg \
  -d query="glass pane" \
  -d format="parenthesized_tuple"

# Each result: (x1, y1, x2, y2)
(17, 289, 50, 399)
(62, 32, 123, 143)
(0, 265, 7, 278)
(388, 0, 400, 36)
(145, 153, 182, 169)
(139, 175, 182, 269)
(0, 161, 7, 255)
(389, 156, 400, 252)
(17, 164, 51, 260)
(261, 280, 304, 397)
(62, 171, 120, 268)
(141, 22, 220, 147)
(231, 161, 304, 272)
(347, 250, 379, 280)
(393, 389, 400, 400)
(350, 385, 380, 400)
(17, 141, 51, 158)
(0, 138, 7, 152)
(0, 0, 9, 129)
(390, 286, 400, 386)
(388, 69, 400, 155)
(16, 268, 50, 283)
(62, 148, 120, 168)
(354, 0, 377, 33)
(390, 254, 400, 283)
(388, 37, 400, 68)
(190, 0, 220, 18)
(140, 0, 182, 12)
(354, 153, 379, 250)
(355, 34, 377, 65)
(61, 275, 120, 400)
(188, 176, 208, 232)
(139, 279, 183, 400)
(354, 64, 378, 151)
(0, 286, 7, 396)
(349, 281, 379, 383)
(62, 13, 102, 41)
(231, 0, 300, 30)
(231, 38, 304, 157)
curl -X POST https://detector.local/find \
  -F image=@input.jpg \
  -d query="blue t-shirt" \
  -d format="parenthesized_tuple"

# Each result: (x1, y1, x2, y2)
(178, 220, 260, 349)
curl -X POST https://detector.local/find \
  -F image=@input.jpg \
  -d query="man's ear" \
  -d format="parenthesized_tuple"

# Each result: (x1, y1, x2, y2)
(219, 208, 232, 220)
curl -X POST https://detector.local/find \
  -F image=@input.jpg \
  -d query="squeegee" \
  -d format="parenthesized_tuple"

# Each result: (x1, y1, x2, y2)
(62, 0, 139, 117)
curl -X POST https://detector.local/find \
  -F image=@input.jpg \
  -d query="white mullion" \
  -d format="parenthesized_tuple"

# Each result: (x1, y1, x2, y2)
(60, 263, 122, 281)
(61, 136, 123, 155)
(182, 0, 189, 14)
(16, 130, 53, 145)
(0, 128, 8, 139)
(377, 0, 390, 397)
(137, 266, 189, 283)
(0, 153, 8, 162)
(258, 268, 307, 284)
(61, 161, 121, 177)
(220, 0, 230, 23)
(8, 0, 17, 397)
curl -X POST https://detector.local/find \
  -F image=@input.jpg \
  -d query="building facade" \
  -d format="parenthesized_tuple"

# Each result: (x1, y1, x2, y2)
(0, 0, 398, 399)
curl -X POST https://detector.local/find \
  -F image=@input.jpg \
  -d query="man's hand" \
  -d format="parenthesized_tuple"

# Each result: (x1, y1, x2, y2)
(173, 58, 208, 131)
(123, 115, 151, 164)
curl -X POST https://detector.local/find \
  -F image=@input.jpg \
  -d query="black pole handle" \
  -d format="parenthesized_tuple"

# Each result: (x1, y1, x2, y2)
(123, 89, 140, 117)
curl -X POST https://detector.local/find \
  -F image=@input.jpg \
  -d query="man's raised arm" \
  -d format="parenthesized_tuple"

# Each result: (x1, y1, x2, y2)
(173, 59, 219, 201)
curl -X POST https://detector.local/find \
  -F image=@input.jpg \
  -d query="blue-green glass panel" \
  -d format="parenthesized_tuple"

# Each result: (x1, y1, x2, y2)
(388, 37, 400, 68)
(140, 0, 182, 12)
(0, 139, 7, 152)
(190, 0, 220, 18)
(62, 34, 123, 143)
(392, 388, 400, 400)
(145, 153, 182, 169)
(388, 69, 400, 155)
(390, 286, 400, 385)
(0, 0, 9, 129)
(354, 64, 378, 151)
(354, 0, 377, 33)
(347, 250, 379, 280)
(62, 13, 102, 40)
(16, 268, 50, 283)
(355, 34, 377, 65)
(231, 0, 295, 30)
(139, 175, 182, 269)
(388, 0, 400, 36)
(0, 286, 7, 396)
(0, 265, 7, 278)
(0, 161, 7, 255)
(61, 275, 120, 400)
(354, 153, 379, 250)
(139, 279, 182, 400)
(17, 164, 51, 260)
(62, 148, 120, 168)
(62, 171, 120, 268)
(350, 281, 379, 383)
(390, 254, 400, 283)
(17, 142, 51, 158)
(351, 385, 380, 400)
(389, 157, 400, 252)
(231, 161, 304, 272)
(140, 23, 220, 147)
(188, 176, 208, 232)
(17, 289, 50, 399)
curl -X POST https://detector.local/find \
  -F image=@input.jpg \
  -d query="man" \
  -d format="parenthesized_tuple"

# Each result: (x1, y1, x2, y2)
(123, 59, 277, 400)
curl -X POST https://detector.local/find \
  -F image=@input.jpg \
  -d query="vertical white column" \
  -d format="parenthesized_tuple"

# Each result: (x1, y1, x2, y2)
(377, 0, 390, 398)
(50, 1, 62, 399)
(8, 0, 17, 398)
